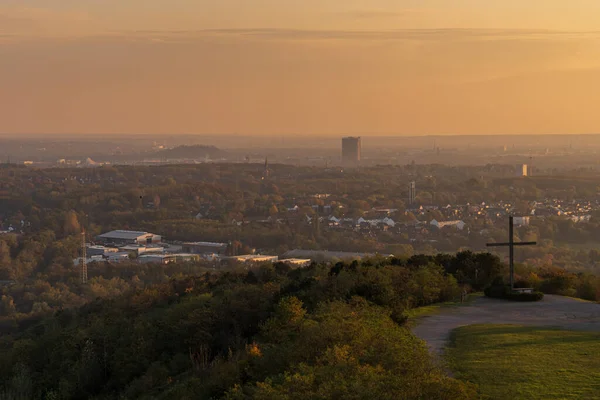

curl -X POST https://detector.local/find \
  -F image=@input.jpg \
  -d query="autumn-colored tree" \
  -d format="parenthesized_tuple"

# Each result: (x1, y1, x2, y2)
(63, 211, 81, 236)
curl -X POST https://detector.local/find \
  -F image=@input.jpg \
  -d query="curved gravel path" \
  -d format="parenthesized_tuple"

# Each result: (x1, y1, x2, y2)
(412, 295, 600, 355)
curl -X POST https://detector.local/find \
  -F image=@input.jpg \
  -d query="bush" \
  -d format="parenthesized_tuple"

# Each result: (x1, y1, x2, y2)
(484, 284, 507, 299)
(484, 284, 544, 302)
(506, 291, 544, 302)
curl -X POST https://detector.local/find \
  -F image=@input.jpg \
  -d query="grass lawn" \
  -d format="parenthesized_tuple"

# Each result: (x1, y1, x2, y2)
(446, 325, 600, 400)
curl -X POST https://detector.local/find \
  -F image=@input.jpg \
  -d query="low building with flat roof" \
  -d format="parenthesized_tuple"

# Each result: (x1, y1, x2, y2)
(119, 245, 164, 256)
(138, 253, 200, 265)
(86, 245, 119, 257)
(283, 249, 392, 262)
(96, 230, 162, 246)
(106, 252, 132, 263)
(182, 241, 228, 255)
(279, 258, 312, 268)
(222, 255, 279, 264)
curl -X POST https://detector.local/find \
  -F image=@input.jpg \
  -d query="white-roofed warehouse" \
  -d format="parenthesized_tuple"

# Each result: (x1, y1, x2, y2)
(96, 230, 162, 246)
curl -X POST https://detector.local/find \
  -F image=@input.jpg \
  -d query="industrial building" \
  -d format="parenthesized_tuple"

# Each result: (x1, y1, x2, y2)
(86, 245, 119, 257)
(96, 230, 162, 246)
(222, 255, 279, 264)
(138, 253, 200, 264)
(279, 258, 312, 268)
(182, 241, 229, 255)
(119, 245, 164, 256)
(283, 249, 392, 262)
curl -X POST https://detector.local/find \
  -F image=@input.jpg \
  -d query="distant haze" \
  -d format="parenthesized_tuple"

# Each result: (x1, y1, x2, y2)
(2, 1, 600, 136)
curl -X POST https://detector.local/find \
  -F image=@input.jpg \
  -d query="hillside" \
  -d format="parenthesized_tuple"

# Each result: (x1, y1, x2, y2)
(0, 258, 476, 400)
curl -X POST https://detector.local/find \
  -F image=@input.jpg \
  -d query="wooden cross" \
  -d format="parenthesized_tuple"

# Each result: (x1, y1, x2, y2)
(486, 216, 536, 291)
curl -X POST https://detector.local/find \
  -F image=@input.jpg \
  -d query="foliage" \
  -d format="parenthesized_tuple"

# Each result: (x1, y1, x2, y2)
(484, 285, 544, 302)
(506, 291, 545, 302)
(0, 259, 477, 400)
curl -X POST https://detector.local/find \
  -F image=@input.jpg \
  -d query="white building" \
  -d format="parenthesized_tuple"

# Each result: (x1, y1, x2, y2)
(570, 215, 591, 223)
(357, 217, 396, 227)
(513, 216, 530, 227)
(430, 219, 466, 230)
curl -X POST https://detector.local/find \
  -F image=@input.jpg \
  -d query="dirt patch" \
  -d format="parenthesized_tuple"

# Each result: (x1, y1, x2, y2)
(412, 295, 600, 355)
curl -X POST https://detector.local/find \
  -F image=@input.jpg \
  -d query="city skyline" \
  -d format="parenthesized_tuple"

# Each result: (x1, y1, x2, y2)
(2, 1, 600, 136)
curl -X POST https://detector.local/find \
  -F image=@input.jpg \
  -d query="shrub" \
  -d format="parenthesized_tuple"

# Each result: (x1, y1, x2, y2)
(484, 284, 544, 302)
(484, 284, 509, 299)
(506, 291, 544, 302)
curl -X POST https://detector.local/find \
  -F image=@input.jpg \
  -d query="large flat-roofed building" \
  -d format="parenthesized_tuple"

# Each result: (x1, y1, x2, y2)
(222, 255, 279, 264)
(96, 230, 161, 246)
(279, 258, 312, 268)
(138, 253, 200, 264)
(119, 245, 164, 256)
(342, 137, 361, 166)
(283, 249, 392, 262)
(182, 241, 228, 255)
(86, 245, 119, 257)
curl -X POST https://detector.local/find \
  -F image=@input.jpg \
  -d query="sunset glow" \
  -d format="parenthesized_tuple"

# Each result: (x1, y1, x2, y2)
(2, 0, 600, 135)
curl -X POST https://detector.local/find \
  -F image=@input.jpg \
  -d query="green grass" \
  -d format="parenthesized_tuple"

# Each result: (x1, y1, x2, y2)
(446, 325, 600, 400)
(405, 293, 483, 323)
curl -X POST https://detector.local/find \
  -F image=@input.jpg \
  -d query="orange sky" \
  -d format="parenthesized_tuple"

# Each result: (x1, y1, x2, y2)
(1, 1, 600, 135)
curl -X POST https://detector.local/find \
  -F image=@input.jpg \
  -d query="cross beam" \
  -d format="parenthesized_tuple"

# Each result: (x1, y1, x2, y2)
(486, 216, 536, 290)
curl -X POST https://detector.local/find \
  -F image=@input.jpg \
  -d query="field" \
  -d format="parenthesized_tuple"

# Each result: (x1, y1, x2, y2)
(446, 325, 600, 400)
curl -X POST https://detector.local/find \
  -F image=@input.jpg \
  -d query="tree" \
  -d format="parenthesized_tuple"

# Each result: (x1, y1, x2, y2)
(153, 194, 161, 210)
(268, 205, 279, 217)
(0, 240, 12, 279)
(63, 211, 81, 236)
(1, 295, 16, 315)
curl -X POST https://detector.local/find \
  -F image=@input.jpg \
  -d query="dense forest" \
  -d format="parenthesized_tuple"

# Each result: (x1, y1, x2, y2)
(0, 255, 469, 399)
(1, 252, 599, 399)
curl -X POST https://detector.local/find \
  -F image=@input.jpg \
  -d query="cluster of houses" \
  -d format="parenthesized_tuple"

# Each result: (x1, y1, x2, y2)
(212, 197, 599, 250)
(530, 200, 594, 222)
(437, 200, 594, 223)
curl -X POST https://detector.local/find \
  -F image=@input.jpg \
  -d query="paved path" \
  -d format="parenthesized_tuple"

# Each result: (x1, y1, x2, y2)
(412, 295, 600, 355)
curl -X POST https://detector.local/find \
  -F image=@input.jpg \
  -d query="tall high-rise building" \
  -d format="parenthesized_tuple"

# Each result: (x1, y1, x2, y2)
(408, 181, 416, 206)
(518, 164, 528, 177)
(342, 137, 361, 165)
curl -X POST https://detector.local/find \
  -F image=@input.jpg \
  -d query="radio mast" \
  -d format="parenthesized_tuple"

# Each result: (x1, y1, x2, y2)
(81, 229, 88, 284)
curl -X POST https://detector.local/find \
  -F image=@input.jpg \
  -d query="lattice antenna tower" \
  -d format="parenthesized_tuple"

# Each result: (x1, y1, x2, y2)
(81, 229, 88, 284)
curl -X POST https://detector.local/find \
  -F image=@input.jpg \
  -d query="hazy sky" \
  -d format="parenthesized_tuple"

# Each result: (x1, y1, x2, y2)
(2, 1, 600, 135)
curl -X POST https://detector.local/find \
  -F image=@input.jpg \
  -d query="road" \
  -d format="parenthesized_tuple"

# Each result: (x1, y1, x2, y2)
(412, 295, 600, 355)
